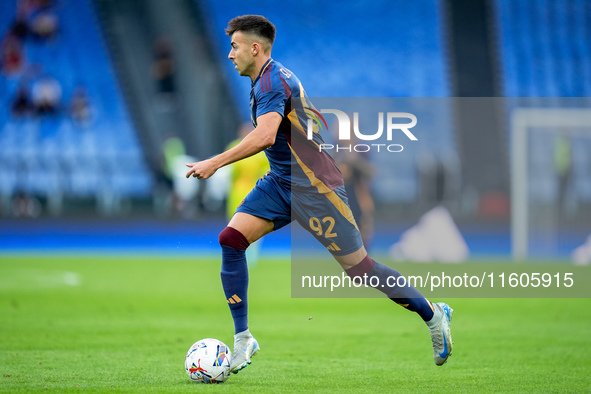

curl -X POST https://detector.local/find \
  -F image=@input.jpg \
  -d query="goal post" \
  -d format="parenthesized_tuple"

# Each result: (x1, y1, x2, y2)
(511, 108, 591, 261)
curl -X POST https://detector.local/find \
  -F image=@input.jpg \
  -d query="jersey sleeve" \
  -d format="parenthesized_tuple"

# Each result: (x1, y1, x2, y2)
(255, 74, 287, 118)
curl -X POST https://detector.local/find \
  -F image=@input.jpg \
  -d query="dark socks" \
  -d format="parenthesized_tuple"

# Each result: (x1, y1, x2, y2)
(219, 227, 250, 334)
(346, 255, 434, 321)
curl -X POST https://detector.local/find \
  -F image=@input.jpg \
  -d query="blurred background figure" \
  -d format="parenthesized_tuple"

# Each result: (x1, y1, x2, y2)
(28, 8, 58, 41)
(69, 85, 93, 126)
(554, 129, 572, 218)
(31, 73, 61, 116)
(334, 143, 375, 250)
(0, 31, 24, 75)
(162, 134, 199, 219)
(151, 37, 177, 112)
(11, 190, 41, 218)
(10, 81, 32, 117)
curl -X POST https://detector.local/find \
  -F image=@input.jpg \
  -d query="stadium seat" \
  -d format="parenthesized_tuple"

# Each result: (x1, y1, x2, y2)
(0, 0, 152, 200)
(496, 0, 591, 202)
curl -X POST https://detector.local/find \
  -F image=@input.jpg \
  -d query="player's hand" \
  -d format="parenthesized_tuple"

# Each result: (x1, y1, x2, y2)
(185, 159, 217, 180)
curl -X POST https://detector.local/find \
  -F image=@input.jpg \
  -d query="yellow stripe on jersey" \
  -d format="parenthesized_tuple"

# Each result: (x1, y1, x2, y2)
(287, 109, 305, 134)
(287, 82, 322, 140)
(289, 143, 359, 231)
(260, 58, 273, 76)
(287, 108, 323, 157)
(288, 109, 321, 150)
(299, 82, 310, 112)
(299, 82, 325, 135)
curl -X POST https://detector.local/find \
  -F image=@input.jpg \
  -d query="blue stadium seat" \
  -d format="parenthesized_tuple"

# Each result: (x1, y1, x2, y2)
(496, 0, 591, 202)
(0, 0, 152, 200)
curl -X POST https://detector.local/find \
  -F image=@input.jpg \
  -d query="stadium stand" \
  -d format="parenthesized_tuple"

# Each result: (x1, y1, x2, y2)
(496, 0, 591, 98)
(199, 0, 455, 204)
(495, 0, 591, 204)
(1, 0, 587, 216)
(200, 0, 450, 106)
(0, 0, 152, 210)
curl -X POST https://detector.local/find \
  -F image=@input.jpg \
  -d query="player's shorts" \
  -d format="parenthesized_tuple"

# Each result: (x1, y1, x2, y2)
(235, 172, 363, 256)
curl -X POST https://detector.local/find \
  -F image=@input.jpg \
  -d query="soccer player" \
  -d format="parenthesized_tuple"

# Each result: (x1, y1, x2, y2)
(186, 15, 454, 373)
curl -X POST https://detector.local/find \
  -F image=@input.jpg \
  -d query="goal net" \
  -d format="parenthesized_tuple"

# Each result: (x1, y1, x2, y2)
(511, 108, 591, 261)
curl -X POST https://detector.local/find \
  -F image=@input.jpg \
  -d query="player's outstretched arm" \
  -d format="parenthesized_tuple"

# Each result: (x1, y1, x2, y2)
(185, 112, 282, 179)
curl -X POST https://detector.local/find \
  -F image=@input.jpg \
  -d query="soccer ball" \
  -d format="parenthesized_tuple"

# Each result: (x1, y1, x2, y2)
(185, 338, 232, 383)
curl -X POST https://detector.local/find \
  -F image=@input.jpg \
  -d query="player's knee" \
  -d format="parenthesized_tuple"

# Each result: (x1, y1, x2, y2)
(219, 226, 250, 250)
(345, 254, 375, 279)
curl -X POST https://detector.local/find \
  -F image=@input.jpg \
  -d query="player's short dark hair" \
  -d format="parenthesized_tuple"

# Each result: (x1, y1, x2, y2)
(225, 15, 276, 45)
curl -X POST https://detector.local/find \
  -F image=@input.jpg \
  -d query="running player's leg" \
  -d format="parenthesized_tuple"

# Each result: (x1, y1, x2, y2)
(220, 212, 272, 373)
(293, 186, 453, 365)
(337, 247, 454, 365)
(228, 212, 275, 243)
(292, 185, 434, 319)
(220, 212, 274, 336)
(219, 173, 291, 373)
(333, 246, 434, 321)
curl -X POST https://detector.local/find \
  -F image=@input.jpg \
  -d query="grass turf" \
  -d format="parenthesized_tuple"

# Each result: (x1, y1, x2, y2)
(0, 255, 590, 392)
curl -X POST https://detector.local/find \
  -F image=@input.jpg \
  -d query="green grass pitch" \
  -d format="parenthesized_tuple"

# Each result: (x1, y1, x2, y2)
(1, 255, 590, 392)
